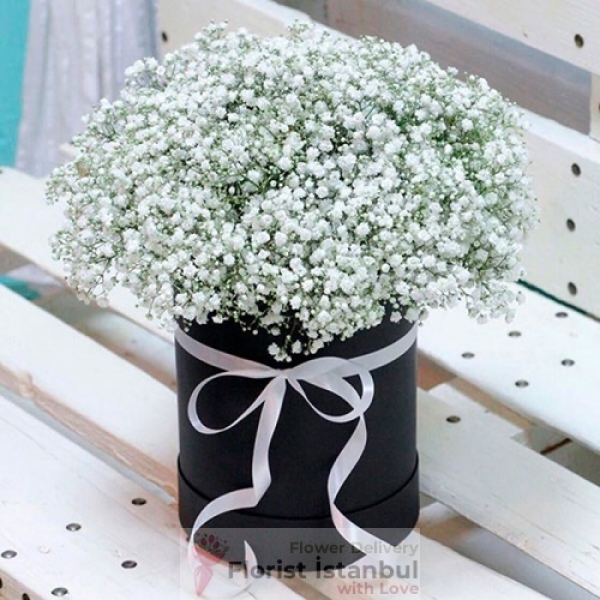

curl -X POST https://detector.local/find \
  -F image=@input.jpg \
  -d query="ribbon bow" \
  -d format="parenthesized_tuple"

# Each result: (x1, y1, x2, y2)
(175, 324, 417, 597)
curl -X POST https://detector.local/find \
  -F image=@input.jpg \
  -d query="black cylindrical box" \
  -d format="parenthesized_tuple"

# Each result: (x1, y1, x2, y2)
(176, 316, 419, 569)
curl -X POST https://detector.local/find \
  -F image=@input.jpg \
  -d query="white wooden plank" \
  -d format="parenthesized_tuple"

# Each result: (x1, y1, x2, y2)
(419, 284, 600, 455)
(423, 385, 596, 597)
(0, 399, 265, 600)
(0, 386, 557, 600)
(0, 167, 168, 341)
(0, 284, 179, 498)
(420, 503, 598, 600)
(301, 535, 548, 599)
(419, 388, 600, 596)
(158, 0, 311, 52)
(36, 291, 177, 389)
(544, 441, 600, 488)
(523, 110, 600, 315)
(419, 537, 548, 600)
(0, 246, 28, 273)
(1, 393, 544, 600)
(424, 0, 600, 77)
(0, 169, 61, 270)
(430, 378, 576, 468)
(272, 0, 327, 24)
(428, 380, 530, 439)
(431, 379, 583, 471)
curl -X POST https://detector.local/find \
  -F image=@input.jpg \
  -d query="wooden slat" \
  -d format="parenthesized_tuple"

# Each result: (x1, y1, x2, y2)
(0, 246, 28, 273)
(0, 169, 62, 271)
(0, 393, 544, 600)
(0, 167, 168, 342)
(419, 389, 600, 596)
(270, 0, 327, 24)
(301, 535, 548, 599)
(419, 538, 548, 599)
(417, 354, 454, 391)
(0, 284, 179, 498)
(419, 503, 596, 600)
(0, 399, 265, 600)
(523, 110, 600, 315)
(426, 381, 529, 440)
(158, 0, 311, 53)
(423, 0, 600, 77)
(35, 292, 177, 389)
(419, 384, 595, 599)
(419, 284, 600, 455)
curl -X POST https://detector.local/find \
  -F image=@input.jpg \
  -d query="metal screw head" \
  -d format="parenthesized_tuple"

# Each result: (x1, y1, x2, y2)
(461, 352, 475, 359)
(566, 218, 576, 232)
(561, 359, 575, 367)
(555, 311, 568, 318)
(508, 330, 521, 337)
(515, 380, 529, 388)
(131, 498, 147, 506)
(122, 560, 138, 569)
(66, 523, 81, 532)
(568, 282, 578, 295)
(1, 550, 17, 559)
(574, 33, 584, 47)
(51, 588, 69, 596)
(446, 415, 461, 424)
(571, 163, 581, 176)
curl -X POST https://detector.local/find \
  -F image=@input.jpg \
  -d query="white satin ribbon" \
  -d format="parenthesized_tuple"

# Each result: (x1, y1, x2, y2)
(176, 323, 418, 597)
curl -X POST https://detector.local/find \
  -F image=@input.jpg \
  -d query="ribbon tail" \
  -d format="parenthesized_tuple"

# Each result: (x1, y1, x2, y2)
(327, 417, 386, 549)
(188, 377, 286, 597)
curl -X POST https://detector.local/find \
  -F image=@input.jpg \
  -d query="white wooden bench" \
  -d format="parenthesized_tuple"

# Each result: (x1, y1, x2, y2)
(2, 0, 600, 598)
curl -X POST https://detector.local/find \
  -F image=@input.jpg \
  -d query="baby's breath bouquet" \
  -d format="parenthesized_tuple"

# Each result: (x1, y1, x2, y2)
(47, 24, 537, 361)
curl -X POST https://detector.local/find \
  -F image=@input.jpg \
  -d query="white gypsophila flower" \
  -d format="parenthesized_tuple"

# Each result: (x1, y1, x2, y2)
(47, 23, 538, 360)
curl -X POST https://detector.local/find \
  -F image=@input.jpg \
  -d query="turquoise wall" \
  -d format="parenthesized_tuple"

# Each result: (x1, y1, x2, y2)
(0, 0, 30, 166)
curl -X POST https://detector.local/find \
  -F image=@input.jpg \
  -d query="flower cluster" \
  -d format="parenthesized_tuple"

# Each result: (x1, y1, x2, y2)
(47, 23, 537, 360)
